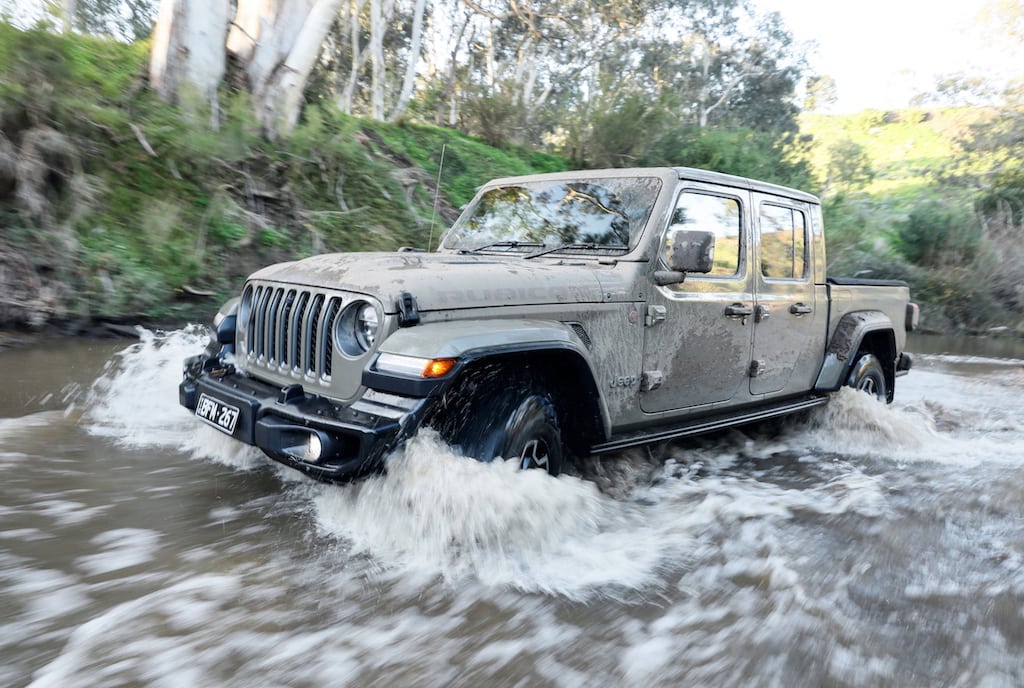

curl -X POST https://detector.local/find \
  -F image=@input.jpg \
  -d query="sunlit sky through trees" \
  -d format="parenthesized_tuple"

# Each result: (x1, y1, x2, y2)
(757, 0, 1018, 111)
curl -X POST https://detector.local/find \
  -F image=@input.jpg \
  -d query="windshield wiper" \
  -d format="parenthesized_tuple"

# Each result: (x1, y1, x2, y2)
(458, 240, 545, 255)
(523, 243, 629, 259)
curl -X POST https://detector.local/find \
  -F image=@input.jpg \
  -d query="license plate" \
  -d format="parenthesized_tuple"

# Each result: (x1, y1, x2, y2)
(195, 392, 240, 435)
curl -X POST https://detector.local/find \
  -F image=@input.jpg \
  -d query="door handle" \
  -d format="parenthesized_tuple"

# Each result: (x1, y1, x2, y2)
(789, 303, 813, 315)
(724, 303, 754, 318)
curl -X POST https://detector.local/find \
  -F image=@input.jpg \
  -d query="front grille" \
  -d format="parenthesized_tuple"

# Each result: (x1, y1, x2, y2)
(244, 284, 342, 380)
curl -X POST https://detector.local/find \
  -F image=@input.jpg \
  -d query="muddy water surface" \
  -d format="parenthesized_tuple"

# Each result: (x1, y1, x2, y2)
(2, 330, 1024, 687)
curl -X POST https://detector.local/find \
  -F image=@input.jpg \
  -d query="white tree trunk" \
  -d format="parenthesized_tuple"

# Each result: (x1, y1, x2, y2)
(150, 0, 231, 109)
(227, 0, 346, 136)
(435, 12, 471, 125)
(387, 0, 427, 121)
(369, 0, 386, 119)
(61, 0, 77, 32)
(338, 0, 368, 113)
(229, 0, 314, 93)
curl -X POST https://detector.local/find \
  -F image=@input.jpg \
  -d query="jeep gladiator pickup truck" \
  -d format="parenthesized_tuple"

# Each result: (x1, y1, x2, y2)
(179, 167, 918, 481)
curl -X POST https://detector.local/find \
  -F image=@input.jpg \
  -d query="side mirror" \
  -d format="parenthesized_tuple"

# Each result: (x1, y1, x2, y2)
(654, 229, 715, 285)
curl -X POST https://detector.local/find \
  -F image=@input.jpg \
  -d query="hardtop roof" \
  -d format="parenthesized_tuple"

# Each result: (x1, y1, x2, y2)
(480, 166, 819, 205)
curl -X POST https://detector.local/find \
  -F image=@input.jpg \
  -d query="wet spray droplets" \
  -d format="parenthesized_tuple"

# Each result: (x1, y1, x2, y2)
(82, 326, 264, 470)
(77, 329, 1024, 599)
(8, 334, 1024, 685)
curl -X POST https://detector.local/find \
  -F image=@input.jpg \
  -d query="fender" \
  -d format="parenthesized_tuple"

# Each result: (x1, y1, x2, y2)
(814, 311, 895, 392)
(363, 319, 595, 393)
(362, 318, 611, 442)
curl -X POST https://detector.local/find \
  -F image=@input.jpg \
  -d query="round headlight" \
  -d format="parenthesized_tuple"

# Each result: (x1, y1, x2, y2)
(336, 301, 381, 356)
(356, 304, 379, 349)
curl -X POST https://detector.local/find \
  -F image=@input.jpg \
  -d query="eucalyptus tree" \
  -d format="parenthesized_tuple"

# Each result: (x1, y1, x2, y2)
(149, 0, 347, 137)
(563, 0, 805, 168)
(316, 0, 432, 122)
(144, 0, 806, 153)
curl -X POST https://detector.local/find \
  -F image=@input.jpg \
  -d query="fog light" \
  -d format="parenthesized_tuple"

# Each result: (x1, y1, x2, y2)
(285, 431, 324, 462)
(306, 433, 323, 461)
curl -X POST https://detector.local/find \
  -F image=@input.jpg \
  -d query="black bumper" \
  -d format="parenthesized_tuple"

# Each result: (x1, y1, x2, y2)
(179, 354, 429, 482)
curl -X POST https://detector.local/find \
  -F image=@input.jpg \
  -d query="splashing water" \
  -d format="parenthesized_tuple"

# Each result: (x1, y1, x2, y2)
(7, 333, 1024, 686)
(82, 326, 264, 471)
(313, 432, 672, 595)
(75, 329, 1024, 599)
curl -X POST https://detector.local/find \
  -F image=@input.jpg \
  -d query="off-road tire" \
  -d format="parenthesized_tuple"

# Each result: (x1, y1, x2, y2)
(845, 353, 888, 401)
(431, 369, 565, 475)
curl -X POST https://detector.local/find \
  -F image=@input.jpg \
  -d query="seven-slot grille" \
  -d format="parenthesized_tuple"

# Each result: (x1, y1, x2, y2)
(243, 284, 342, 380)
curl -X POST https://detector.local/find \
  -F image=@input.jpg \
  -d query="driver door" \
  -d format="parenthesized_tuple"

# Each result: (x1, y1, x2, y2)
(640, 185, 755, 413)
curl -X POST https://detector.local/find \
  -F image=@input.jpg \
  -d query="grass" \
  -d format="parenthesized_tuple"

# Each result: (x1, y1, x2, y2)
(0, 25, 566, 324)
(1, 23, 1017, 333)
(801, 108, 985, 202)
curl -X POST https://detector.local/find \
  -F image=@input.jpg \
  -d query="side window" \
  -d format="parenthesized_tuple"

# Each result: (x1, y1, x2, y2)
(759, 203, 807, 279)
(667, 192, 741, 276)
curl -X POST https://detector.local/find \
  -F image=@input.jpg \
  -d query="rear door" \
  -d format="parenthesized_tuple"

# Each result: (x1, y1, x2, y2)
(749, 195, 824, 396)
(640, 184, 755, 413)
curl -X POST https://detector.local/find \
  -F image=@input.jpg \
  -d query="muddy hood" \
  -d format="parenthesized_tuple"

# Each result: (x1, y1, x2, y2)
(248, 252, 619, 313)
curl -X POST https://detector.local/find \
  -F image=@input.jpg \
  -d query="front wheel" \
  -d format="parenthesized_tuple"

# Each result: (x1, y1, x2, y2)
(431, 371, 565, 475)
(845, 353, 888, 401)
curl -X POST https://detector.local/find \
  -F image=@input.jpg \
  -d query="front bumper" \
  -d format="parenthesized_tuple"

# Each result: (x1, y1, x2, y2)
(179, 353, 429, 482)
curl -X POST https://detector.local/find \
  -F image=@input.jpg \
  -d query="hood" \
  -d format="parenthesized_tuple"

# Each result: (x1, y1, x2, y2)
(248, 252, 615, 313)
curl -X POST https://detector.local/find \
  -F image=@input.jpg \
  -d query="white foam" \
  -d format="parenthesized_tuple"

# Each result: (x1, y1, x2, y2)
(84, 327, 208, 446)
(82, 327, 264, 471)
(313, 431, 672, 597)
(70, 330, 1024, 604)
(28, 574, 242, 688)
(0, 411, 65, 439)
(74, 529, 162, 577)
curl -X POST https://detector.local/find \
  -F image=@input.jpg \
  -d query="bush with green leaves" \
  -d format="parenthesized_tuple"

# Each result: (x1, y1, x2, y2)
(641, 126, 814, 191)
(895, 201, 979, 268)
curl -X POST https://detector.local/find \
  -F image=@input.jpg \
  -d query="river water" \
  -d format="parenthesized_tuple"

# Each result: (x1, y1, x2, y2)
(2, 329, 1023, 687)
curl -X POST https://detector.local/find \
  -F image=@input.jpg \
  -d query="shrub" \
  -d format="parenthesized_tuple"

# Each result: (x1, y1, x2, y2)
(895, 200, 979, 267)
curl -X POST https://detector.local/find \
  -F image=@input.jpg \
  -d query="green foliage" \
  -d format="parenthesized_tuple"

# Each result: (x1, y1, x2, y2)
(259, 227, 290, 248)
(370, 119, 566, 207)
(0, 22, 146, 126)
(804, 104, 1024, 332)
(0, 25, 569, 324)
(804, 75, 837, 112)
(895, 201, 979, 268)
(801, 107, 981, 200)
(460, 85, 522, 148)
(578, 93, 672, 169)
(824, 139, 874, 194)
(2, 20, 1019, 336)
(641, 126, 814, 190)
(979, 167, 1024, 224)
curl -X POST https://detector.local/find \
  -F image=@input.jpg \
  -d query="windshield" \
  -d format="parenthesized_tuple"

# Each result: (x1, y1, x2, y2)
(442, 177, 663, 254)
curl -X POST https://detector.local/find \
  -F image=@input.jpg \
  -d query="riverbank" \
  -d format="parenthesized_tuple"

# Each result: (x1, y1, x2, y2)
(2, 25, 1022, 338)
(0, 315, 195, 351)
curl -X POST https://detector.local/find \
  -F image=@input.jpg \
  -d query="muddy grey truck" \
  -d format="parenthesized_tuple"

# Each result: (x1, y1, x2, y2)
(179, 167, 918, 481)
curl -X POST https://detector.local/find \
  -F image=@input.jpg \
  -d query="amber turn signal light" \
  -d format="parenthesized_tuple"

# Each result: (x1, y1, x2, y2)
(423, 358, 457, 378)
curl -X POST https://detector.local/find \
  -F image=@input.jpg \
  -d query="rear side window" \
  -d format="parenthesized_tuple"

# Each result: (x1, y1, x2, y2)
(759, 204, 807, 279)
(668, 192, 742, 276)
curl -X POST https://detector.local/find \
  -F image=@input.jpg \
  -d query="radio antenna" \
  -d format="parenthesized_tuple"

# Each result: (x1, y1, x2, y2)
(427, 143, 446, 252)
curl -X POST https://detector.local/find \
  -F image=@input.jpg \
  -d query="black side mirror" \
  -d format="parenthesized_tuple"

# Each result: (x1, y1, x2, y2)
(654, 229, 715, 285)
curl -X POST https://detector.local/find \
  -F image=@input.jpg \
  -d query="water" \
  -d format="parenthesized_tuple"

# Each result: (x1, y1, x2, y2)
(2, 330, 1024, 687)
